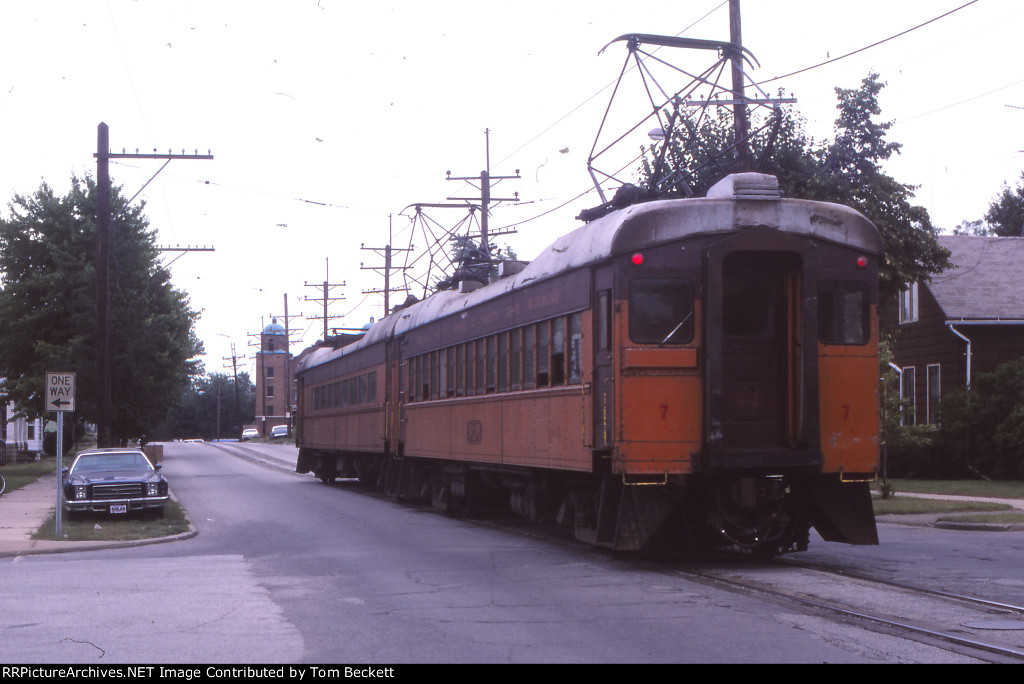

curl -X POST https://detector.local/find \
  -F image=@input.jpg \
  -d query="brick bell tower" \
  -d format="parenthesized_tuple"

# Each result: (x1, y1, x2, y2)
(254, 318, 293, 436)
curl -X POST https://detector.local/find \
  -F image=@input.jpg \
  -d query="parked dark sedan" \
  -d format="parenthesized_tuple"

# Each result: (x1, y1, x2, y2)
(62, 448, 169, 518)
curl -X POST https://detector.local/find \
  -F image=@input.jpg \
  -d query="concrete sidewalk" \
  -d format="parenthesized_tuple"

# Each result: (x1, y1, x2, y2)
(0, 475, 195, 557)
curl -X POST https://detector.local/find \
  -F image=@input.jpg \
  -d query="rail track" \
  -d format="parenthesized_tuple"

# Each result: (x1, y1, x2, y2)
(664, 559, 1024, 663)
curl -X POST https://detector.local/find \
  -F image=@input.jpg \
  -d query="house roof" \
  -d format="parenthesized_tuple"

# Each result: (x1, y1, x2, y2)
(930, 235, 1024, 321)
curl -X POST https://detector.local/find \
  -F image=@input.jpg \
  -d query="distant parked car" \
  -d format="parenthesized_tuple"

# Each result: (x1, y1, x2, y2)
(241, 428, 259, 441)
(270, 424, 289, 439)
(62, 448, 169, 518)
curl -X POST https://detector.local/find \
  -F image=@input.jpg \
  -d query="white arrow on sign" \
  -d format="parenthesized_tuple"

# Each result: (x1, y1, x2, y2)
(45, 372, 76, 412)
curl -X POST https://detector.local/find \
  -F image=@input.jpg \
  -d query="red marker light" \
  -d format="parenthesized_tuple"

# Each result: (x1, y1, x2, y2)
(632, 253, 644, 265)
(856, 256, 868, 268)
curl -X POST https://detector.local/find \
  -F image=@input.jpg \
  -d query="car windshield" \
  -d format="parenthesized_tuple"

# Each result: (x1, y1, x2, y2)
(72, 452, 152, 474)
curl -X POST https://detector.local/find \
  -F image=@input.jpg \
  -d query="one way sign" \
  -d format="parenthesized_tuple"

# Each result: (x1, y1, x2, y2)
(46, 372, 76, 412)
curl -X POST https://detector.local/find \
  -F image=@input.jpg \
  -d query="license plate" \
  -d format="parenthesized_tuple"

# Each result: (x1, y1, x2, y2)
(110, 504, 128, 514)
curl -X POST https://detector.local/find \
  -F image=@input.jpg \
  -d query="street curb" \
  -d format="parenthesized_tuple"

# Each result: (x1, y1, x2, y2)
(0, 525, 198, 558)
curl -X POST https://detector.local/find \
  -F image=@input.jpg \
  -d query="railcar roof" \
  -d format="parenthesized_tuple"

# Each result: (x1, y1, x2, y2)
(296, 173, 881, 374)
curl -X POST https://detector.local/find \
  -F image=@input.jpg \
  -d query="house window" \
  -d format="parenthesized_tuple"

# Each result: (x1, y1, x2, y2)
(266, 367, 275, 379)
(267, 385, 275, 398)
(927, 364, 941, 425)
(899, 282, 919, 324)
(901, 366, 917, 425)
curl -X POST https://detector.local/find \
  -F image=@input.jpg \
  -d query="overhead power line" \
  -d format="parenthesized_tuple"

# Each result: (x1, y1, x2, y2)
(757, 0, 981, 86)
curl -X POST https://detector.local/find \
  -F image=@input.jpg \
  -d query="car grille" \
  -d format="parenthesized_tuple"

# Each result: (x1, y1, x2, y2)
(92, 483, 144, 499)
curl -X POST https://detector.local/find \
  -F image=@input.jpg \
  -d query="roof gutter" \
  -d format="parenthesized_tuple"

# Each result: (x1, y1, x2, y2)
(944, 318, 1024, 325)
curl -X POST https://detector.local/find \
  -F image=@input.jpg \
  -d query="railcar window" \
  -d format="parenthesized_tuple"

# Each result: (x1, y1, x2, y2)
(443, 348, 454, 398)
(569, 313, 583, 384)
(498, 333, 509, 392)
(465, 342, 476, 396)
(510, 329, 522, 391)
(455, 344, 465, 396)
(629, 279, 694, 344)
(486, 335, 497, 393)
(430, 351, 439, 400)
(723, 276, 776, 338)
(537, 321, 550, 386)
(552, 317, 566, 385)
(476, 339, 486, 395)
(818, 281, 869, 345)
(524, 325, 536, 389)
(597, 290, 611, 352)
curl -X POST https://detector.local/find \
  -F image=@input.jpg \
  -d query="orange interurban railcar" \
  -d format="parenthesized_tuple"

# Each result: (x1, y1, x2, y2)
(295, 172, 881, 555)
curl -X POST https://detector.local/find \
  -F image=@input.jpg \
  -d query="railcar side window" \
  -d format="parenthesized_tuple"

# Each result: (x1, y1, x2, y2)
(403, 310, 586, 403)
(569, 313, 583, 383)
(498, 333, 509, 392)
(523, 326, 536, 390)
(818, 281, 870, 345)
(510, 329, 522, 391)
(536, 321, 550, 386)
(551, 317, 566, 385)
(629, 279, 694, 344)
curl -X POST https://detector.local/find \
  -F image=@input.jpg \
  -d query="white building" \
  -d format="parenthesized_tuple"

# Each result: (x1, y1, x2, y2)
(1, 377, 45, 461)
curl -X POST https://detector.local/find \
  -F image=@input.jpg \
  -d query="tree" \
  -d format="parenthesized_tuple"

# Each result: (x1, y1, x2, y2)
(983, 173, 1024, 237)
(813, 73, 950, 304)
(154, 371, 256, 441)
(0, 175, 203, 444)
(638, 72, 950, 307)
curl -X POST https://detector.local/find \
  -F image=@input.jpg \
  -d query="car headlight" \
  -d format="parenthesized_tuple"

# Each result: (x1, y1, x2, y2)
(75, 485, 87, 500)
(147, 482, 159, 496)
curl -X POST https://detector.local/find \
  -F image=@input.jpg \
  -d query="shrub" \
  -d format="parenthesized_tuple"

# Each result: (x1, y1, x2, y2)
(938, 358, 1024, 480)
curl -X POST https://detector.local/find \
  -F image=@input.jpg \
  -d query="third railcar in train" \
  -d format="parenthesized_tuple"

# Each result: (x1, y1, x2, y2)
(295, 172, 881, 555)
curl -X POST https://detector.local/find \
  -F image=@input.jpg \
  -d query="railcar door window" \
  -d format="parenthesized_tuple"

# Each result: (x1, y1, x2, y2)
(629, 279, 694, 344)
(818, 280, 869, 345)
(569, 312, 583, 384)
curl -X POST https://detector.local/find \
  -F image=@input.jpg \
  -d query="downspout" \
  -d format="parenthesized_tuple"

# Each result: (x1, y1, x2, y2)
(947, 324, 971, 389)
(947, 323, 988, 479)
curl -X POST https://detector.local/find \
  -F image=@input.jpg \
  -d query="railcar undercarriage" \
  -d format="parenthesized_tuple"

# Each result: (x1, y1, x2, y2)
(297, 448, 877, 557)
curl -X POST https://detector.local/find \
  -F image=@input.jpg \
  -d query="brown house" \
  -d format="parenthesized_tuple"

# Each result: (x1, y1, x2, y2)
(886, 235, 1024, 425)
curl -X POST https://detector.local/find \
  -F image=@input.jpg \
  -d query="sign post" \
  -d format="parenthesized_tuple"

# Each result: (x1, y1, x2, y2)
(46, 372, 75, 538)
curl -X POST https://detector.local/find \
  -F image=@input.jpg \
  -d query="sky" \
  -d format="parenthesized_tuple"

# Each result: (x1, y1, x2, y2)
(2, 0, 1022, 380)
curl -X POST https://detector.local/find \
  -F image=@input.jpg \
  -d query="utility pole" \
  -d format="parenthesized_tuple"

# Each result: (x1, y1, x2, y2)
(304, 258, 346, 342)
(444, 129, 520, 256)
(94, 122, 212, 447)
(361, 216, 412, 316)
(223, 342, 244, 434)
(729, 0, 752, 172)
